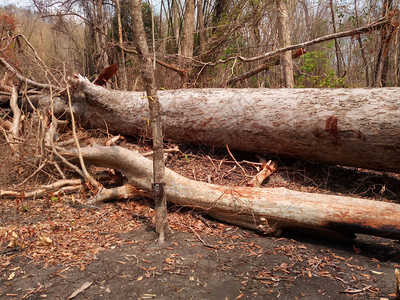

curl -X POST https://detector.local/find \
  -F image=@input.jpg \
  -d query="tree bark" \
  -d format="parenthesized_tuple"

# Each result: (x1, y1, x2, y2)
(197, 0, 206, 54)
(354, 0, 370, 86)
(329, 0, 344, 77)
(130, 0, 170, 241)
(395, 30, 399, 86)
(276, 0, 294, 88)
(68, 76, 400, 173)
(172, 0, 180, 52)
(373, 0, 395, 87)
(116, 0, 128, 90)
(181, 0, 195, 58)
(63, 145, 400, 240)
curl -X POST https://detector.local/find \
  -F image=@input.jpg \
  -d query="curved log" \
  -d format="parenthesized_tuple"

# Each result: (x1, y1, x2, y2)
(69, 75, 400, 173)
(63, 146, 400, 240)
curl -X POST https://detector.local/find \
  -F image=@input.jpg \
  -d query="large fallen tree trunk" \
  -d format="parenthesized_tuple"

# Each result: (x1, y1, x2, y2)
(64, 146, 400, 240)
(68, 75, 400, 173)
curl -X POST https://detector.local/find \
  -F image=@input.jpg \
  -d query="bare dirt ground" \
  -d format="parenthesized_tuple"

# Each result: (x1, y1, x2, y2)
(1, 141, 400, 299)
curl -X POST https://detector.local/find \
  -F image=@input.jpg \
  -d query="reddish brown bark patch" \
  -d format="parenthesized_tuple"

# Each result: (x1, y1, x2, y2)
(325, 115, 338, 140)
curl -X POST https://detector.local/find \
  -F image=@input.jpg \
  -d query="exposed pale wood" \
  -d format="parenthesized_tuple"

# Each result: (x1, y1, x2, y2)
(89, 184, 151, 204)
(9, 86, 20, 139)
(63, 146, 400, 240)
(247, 161, 278, 187)
(396, 268, 400, 299)
(69, 76, 400, 173)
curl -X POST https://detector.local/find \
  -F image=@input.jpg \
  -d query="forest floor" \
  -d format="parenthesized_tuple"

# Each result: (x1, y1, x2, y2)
(1, 140, 400, 299)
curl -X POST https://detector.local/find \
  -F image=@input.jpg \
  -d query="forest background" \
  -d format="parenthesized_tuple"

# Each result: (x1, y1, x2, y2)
(1, 0, 399, 92)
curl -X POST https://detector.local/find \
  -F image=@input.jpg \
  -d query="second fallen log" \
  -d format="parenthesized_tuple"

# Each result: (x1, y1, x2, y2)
(63, 146, 400, 240)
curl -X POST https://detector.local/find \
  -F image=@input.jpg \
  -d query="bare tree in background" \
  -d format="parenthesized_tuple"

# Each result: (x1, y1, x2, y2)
(329, 0, 344, 77)
(373, 0, 396, 87)
(116, 0, 128, 89)
(354, 0, 370, 86)
(181, 0, 195, 58)
(276, 0, 294, 88)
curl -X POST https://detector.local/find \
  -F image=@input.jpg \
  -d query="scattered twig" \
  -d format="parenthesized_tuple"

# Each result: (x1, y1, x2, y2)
(0, 57, 60, 91)
(68, 282, 93, 299)
(16, 159, 48, 187)
(105, 134, 124, 146)
(63, 64, 102, 191)
(48, 161, 67, 179)
(187, 225, 219, 249)
(141, 146, 180, 157)
(206, 155, 218, 173)
(95, 210, 112, 224)
(22, 283, 43, 299)
(226, 144, 247, 176)
(186, 153, 263, 166)
(340, 285, 372, 294)
(17, 34, 61, 86)
(0, 179, 82, 198)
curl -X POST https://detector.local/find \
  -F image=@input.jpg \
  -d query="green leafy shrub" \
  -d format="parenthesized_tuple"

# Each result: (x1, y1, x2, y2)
(295, 50, 346, 88)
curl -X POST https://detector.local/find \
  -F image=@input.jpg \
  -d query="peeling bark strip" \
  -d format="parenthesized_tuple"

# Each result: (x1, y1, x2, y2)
(69, 76, 400, 173)
(65, 146, 400, 240)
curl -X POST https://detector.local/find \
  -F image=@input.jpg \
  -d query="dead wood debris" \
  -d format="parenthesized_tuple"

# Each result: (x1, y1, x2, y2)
(247, 160, 278, 187)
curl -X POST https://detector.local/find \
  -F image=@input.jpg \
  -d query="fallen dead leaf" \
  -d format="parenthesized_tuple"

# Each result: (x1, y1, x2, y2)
(38, 234, 52, 246)
(360, 273, 371, 279)
(7, 272, 15, 280)
(165, 258, 174, 264)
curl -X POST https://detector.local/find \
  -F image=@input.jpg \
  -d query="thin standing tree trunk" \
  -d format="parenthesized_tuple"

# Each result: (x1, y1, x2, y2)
(354, 0, 370, 86)
(116, 0, 128, 90)
(373, 0, 394, 87)
(395, 30, 399, 86)
(299, 0, 311, 40)
(329, 0, 344, 77)
(180, 0, 195, 87)
(181, 0, 195, 58)
(276, 0, 294, 88)
(197, 0, 206, 54)
(172, 0, 180, 52)
(130, 0, 169, 242)
(94, 0, 109, 73)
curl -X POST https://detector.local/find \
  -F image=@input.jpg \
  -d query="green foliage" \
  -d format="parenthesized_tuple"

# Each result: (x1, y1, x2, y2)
(181, 154, 190, 163)
(295, 50, 346, 88)
(19, 205, 29, 212)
